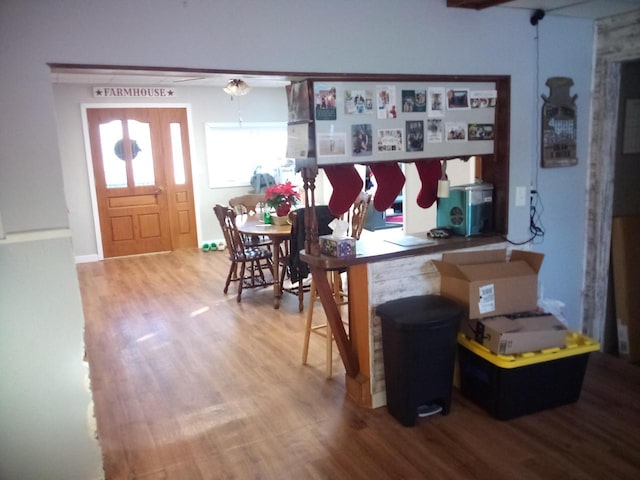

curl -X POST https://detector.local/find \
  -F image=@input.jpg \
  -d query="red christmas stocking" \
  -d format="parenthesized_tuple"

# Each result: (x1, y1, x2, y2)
(369, 162, 406, 211)
(323, 164, 364, 216)
(415, 159, 442, 208)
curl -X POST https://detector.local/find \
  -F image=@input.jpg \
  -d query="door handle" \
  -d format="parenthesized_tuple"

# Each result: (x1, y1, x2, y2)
(153, 186, 164, 195)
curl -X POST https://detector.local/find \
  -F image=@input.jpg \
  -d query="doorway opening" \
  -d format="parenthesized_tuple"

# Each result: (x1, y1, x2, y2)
(85, 107, 197, 258)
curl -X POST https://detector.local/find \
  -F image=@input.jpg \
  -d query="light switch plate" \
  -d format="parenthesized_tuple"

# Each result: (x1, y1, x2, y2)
(515, 186, 527, 207)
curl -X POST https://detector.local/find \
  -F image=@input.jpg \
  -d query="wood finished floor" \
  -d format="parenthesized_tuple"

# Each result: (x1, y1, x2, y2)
(78, 248, 640, 480)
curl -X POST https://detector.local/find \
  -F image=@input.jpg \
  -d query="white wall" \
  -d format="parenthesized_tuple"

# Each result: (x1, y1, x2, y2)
(0, 233, 103, 480)
(0, 0, 595, 477)
(529, 17, 594, 326)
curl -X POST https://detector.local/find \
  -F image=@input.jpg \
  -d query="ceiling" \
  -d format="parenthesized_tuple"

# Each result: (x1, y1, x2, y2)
(51, 0, 640, 88)
(49, 66, 297, 89)
(448, 0, 640, 19)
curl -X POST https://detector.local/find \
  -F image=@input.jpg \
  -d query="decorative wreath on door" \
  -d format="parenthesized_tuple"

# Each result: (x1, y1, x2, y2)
(114, 139, 141, 160)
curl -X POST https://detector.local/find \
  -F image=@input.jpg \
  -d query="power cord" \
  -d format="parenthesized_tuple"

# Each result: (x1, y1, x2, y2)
(501, 189, 545, 246)
(529, 189, 545, 243)
(501, 21, 547, 247)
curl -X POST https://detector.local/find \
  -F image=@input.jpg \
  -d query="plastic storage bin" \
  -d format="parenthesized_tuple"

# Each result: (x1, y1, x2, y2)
(457, 332, 600, 420)
(376, 295, 463, 426)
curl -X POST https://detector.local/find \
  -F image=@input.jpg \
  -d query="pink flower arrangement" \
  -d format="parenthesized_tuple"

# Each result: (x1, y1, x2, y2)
(265, 181, 301, 216)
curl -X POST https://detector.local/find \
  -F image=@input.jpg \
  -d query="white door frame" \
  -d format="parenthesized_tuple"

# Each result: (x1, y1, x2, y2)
(80, 103, 200, 260)
(582, 12, 640, 341)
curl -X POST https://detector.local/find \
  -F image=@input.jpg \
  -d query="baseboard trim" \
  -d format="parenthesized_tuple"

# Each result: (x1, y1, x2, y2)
(0, 228, 71, 245)
(75, 254, 100, 264)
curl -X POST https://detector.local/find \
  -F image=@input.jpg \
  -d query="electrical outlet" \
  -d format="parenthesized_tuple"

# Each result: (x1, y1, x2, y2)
(515, 186, 527, 207)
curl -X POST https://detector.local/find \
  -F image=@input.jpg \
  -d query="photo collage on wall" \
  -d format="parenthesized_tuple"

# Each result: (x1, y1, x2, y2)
(288, 81, 496, 159)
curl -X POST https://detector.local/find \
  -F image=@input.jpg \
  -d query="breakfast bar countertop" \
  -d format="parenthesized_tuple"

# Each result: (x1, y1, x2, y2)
(300, 230, 506, 269)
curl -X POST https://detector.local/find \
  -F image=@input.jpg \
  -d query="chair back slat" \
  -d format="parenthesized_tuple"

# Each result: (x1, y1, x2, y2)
(228, 194, 266, 215)
(228, 194, 272, 248)
(214, 204, 246, 259)
(343, 192, 372, 240)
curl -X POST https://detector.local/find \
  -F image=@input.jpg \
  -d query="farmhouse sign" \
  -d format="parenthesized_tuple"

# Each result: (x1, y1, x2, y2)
(93, 86, 176, 98)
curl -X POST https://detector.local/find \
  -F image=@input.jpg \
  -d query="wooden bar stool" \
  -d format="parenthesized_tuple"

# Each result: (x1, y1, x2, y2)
(301, 192, 371, 378)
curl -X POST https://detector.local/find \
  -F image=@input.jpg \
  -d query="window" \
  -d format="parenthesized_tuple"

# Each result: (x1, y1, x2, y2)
(205, 122, 289, 188)
(98, 119, 155, 188)
(169, 122, 186, 185)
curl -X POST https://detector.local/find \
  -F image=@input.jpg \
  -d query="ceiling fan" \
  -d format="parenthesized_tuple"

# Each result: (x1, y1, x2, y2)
(446, 0, 511, 9)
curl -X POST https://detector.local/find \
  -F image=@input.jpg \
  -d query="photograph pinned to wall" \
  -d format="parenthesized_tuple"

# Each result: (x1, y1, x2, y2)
(317, 132, 346, 157)
(446, 89, 470, 110)
(470, 90, 497, 109)
(377, 85, 397, 119)
(345, 89, 373, 115)
(286, 123, 311, 158)
(468, 123, 494, 141)
(351, 124, 373, 156)
(427, 119, 443, 143)
(401, 89, 427, 112)
(377, 128, 404, 152)
(406, 120, 424, 152)
(314, 84, 337, 121)
(445, 121, 467, 142)
(286, 81, 311, 122)
(427, 87, 445, 118)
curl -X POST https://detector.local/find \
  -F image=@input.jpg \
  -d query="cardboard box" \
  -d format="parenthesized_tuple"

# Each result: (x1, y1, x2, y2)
(319, 235, 356, 257)
(432, 249, 544, 319)
(461, 314, 568, 355)
(611, 215, 640, 362)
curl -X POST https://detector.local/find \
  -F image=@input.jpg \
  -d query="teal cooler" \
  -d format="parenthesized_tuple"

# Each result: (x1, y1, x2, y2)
(457, 332, 600, 420)
(437, 183, 493, 236)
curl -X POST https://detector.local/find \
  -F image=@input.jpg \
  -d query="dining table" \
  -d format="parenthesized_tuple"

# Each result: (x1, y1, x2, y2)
(236, 213, 292, 309)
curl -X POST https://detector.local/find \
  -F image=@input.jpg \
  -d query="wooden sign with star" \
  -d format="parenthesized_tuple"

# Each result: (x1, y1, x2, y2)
(92, 86, 176, 98)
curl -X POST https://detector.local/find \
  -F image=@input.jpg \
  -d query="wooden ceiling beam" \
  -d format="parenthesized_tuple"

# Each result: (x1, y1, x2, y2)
(446, 0, 512, 10)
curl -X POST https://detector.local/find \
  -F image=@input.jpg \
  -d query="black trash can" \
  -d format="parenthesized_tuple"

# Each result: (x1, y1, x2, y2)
(376, 294, 463, 427)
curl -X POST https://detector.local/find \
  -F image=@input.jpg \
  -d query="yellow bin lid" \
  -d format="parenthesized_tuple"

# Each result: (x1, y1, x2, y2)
(458, 331, 600, 369)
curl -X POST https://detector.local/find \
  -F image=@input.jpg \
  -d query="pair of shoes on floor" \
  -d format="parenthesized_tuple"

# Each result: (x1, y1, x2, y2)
(202, 243, 218, 252)
(282, 275, 313, 290)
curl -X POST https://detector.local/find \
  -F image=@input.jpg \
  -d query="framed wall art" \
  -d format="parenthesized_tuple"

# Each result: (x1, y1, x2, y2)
(541, 77, 578, 168)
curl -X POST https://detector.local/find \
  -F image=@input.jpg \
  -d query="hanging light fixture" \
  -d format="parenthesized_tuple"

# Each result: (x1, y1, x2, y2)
(223, 79, 251, 97)
(223, 79, 250, 126)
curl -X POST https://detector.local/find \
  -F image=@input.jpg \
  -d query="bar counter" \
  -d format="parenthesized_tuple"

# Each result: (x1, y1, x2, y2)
(302, 230, 505, 269)
(301, 230, 507, 408)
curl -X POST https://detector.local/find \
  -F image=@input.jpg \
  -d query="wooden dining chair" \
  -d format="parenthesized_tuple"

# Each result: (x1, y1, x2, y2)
(302, 192, 372, 378)
(213, 204, 274, 303)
